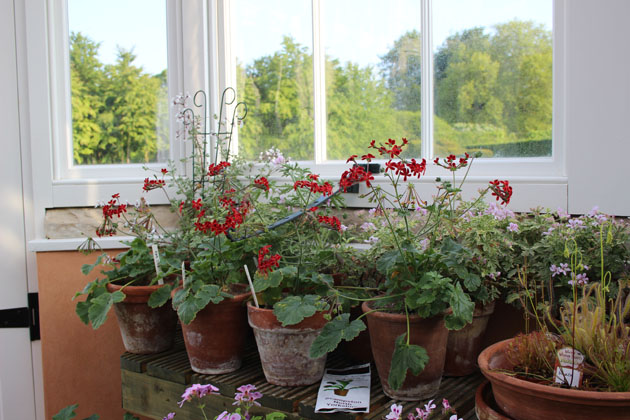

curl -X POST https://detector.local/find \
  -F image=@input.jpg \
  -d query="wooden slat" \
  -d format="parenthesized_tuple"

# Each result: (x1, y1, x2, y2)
(122, 345, 483, 420)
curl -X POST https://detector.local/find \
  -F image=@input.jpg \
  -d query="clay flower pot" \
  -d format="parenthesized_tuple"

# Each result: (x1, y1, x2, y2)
(475, 381, 512, 420)
(177, 285, 251, 374)
(479, 338, 630, 420)
(444, 300, 495, 376)
(247, 301, 328, 386)
(106, 282, 177, 354)
(362, 301, 449, 401)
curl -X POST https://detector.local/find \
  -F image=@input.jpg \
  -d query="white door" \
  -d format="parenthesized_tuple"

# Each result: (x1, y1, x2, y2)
(0, 0, 38, 419)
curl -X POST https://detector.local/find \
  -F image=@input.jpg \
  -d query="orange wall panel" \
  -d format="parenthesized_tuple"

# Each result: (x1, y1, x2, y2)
(36, 250, 153, 420)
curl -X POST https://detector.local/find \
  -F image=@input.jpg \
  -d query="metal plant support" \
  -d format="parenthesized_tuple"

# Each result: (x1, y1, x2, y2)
(179, 87, 341, 241)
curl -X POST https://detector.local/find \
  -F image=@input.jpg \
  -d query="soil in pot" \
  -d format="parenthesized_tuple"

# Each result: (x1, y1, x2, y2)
(106, 282, 177, 354)
(247, 301, 327, 386)
(479, 338, 630, 420)
(444, 300, 495, 376)
(362, 301, 449, 401)
(178, 285, 251, 374)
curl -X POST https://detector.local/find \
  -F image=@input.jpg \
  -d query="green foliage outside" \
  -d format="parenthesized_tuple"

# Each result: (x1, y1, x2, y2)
(237, 20, 552, 160)
(70, 32, 168, 165)
(70, 19, 552, 164)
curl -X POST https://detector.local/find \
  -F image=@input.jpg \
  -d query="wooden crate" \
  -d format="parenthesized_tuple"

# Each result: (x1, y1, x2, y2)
(121, 331, 483, 420)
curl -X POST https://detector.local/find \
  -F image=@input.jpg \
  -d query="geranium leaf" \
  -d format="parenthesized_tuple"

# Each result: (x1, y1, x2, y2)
(75, 300, 90, 325)
(388, 333, 429, 391)
(445, 282, 474, 330)
(195, 284, 224, 307)
(148, 284, 173, 308)
(177, 297, 200, 325)
(87, 292, 116, 329)
(309, 313, 366, 358)
(53, 404, 78, 420)
(273, 295, 324, 326)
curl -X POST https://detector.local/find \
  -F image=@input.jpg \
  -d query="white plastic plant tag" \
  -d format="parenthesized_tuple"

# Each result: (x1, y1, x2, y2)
(151, 244, 163, 285)
(554, 347, 584, 388)
(315, 364, 370, 413)
(181, 261, 186, 287)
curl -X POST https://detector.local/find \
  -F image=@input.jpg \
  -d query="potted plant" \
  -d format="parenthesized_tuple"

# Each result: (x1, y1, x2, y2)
(334, 139, 513, 400)
(439, 200, 517, 376)
(247, 163, 358, 386)
(75, 89, 269, 368)
(478, 219, 630, 420)
(165, 89, 276, 374)
(75, 233, 179, 354)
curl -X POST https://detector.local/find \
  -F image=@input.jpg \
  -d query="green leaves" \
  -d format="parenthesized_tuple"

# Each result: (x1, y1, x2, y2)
(52, 404, 99, 420)
(444, 282, 475, 330)
(388, 333, 429, 391)
(52, 404, 78, 420)
(175, 284, 226, 325)
(273, 295, 328, 326)
(147, 284, 174, 308)
(253, 266, 296, 292)
(87, 290, 125, 329)
(309, 313, 366, 358)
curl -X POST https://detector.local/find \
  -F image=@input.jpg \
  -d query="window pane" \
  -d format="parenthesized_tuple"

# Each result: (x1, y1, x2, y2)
(235, 0, 314, 161)
(433, 0, 552, 158)
(324, 0, 421, 160)
(68, 0, 169, 165)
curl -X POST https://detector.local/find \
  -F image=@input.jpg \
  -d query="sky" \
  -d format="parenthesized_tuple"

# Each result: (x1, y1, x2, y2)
(68, 0, 551, 75)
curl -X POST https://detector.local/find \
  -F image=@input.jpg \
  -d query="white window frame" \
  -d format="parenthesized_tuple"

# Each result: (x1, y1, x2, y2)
(217, 0, 567, 212)
(29, 0, 213, 211)
(27, 0, 566, 223)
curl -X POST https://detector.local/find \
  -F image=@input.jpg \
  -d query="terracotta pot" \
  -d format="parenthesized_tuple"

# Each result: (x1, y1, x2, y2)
(177, 285, 251, 374)
(475, 381, 513, 420)
(479, 339, 630, 420)
(444, 300, 495, 376)
(334, 389, 349, 397)
(362, 301, 449, 401)
(106, 282, 177, 354)
(247, 301, 327, 386)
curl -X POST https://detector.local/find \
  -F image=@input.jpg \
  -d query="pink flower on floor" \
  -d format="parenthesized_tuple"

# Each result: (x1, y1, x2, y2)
(386, 404, 403, 420)
(233, 384, 263, 406)
(217, 411, 242, 420)
(162, 413, 176, 420)
(178, 383, 219, 407)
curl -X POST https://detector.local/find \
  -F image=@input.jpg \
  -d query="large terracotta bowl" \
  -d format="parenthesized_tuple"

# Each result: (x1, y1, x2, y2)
(478, 339, 630, 420)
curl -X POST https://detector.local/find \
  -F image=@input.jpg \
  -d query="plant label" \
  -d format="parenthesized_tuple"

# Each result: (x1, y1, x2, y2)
(315, 364, 370, 413)
(151, 244, 163, 285)
(554, 347, 584, 388)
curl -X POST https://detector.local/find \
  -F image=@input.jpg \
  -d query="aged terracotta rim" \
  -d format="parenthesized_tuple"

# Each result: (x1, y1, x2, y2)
(171, 283, 252, 304)
(475, 380, 513, 419)
(106, 281, 171, 303)
(247, 301, 328, 330)
(361, 300, 451, 322)
(479, 338, 630, 405)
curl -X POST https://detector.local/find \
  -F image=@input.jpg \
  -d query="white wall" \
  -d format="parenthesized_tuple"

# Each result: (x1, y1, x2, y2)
(565, 0, 630, 215)
(0, 0, 40, 419)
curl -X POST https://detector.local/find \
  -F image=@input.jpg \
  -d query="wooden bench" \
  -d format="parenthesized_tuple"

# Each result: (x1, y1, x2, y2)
(121, 333, 484, 420)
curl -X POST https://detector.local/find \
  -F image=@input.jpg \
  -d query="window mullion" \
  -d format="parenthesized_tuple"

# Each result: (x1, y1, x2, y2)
(421, 0, 434, 159)
(312, 0, 326, 164)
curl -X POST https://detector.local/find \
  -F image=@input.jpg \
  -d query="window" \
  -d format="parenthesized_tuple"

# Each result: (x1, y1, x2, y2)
(27, 0, 565, 213)
(227, 0, 557, 174)
(67, 0, 170, 166)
